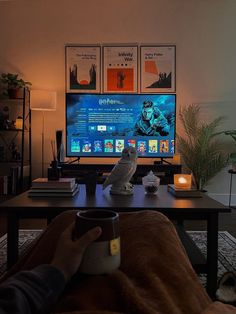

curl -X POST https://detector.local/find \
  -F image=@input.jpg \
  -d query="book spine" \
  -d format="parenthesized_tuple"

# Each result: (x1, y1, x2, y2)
(0, 176, 4, 195)
(3, 175, 8, 195)
(10, 166, 19, 195)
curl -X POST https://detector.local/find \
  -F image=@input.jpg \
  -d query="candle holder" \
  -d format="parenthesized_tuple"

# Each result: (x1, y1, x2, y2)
(174, 174, 192, 189)
(48, 160, 61, 181)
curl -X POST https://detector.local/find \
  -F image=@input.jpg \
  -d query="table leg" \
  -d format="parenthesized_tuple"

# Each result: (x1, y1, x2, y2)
(206, 213, 218, 298)
(7, 213, 19, 269)
(229, 173, 233, 208)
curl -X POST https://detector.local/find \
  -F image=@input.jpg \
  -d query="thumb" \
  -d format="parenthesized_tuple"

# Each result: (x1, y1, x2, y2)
(76, 226, 102, 251)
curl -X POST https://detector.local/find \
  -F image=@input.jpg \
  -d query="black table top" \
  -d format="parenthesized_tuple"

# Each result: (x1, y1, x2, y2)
(0, 185, 230, 215)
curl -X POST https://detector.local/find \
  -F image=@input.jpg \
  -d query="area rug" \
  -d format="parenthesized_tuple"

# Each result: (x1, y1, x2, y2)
(0, 230, 235, 280)
(187, 231, 236, 286)
(0, 229, 42, 276)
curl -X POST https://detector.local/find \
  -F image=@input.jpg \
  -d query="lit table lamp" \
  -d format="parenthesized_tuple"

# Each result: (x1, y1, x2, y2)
(174, 174, 192, 189)
(30, 90, 56, 177)
(15, 116, 23, 129)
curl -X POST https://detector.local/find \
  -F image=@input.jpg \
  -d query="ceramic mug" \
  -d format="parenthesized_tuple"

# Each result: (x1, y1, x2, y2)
(75, 209, 120, 275)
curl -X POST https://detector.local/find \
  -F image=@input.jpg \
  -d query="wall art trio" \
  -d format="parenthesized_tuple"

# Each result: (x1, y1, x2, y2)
(65, 44, 176, 94)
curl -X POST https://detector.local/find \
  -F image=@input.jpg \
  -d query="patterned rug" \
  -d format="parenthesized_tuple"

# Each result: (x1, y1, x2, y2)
(187, 231, 236, 286)
(0, 230, 236, 280)
(0, 229, 42, 276)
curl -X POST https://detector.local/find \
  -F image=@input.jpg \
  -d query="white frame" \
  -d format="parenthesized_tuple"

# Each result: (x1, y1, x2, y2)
(140, 45, 176, 93)
(103, 45, 138, 93)
(65, 45, 101, 93)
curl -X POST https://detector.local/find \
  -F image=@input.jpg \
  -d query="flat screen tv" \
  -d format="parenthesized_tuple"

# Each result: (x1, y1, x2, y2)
(66, 94, 176, 158)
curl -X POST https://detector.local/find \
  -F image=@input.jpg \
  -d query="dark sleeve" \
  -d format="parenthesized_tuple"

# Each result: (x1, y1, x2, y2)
(0, 264, 66, 314)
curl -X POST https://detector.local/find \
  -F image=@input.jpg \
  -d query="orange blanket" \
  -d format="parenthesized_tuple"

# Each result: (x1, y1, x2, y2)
(3, 210, 236, 314)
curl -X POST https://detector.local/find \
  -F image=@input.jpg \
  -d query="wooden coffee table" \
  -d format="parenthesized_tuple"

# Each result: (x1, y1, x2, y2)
(0, 184, 230, 297)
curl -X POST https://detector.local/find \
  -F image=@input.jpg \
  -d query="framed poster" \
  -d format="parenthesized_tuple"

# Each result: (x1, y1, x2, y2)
(65, 45, 101, 93)
(140, 45, 176, 93)
(103, 45, 138, 93)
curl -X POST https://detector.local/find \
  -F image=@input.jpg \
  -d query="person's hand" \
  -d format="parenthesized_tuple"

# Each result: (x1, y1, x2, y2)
(51, 223, 102, 282)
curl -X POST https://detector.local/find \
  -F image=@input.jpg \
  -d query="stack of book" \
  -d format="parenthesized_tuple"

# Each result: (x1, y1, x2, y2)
(28, 178, 79, 197)
(167, 184, 202, 198)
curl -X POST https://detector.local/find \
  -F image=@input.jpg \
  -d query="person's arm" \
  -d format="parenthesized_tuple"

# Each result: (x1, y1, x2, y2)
(0, 264, 65, 314)
(0, 224, 102, 314)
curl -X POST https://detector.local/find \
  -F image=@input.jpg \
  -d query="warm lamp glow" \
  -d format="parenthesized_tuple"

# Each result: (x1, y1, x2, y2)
(15, 117, 23, 129)
(172, 153, 181, 165)
(30, 90, 56, 111)
(174, 174, 192, 189)
(30, 89, 57, 177)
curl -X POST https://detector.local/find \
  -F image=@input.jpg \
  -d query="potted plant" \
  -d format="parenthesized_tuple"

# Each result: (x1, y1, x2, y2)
(0, 72, 32, 98)
(177, 104, 229, 190)
(221, 130, 236, 171)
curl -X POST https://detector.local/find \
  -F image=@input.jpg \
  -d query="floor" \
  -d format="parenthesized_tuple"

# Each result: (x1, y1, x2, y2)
(184, 207, 236, 237)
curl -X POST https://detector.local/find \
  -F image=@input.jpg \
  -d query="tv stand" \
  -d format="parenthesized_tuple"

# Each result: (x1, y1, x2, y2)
(60, 163, 181, 185)
(154, 158, 172, 165)
(68, 157, 80, 164)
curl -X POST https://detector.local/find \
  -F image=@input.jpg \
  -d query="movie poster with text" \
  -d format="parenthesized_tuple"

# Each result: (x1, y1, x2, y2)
(103, 46, 138, 93)
(140, 46, 176, 93)
(66, 46, 101, 93)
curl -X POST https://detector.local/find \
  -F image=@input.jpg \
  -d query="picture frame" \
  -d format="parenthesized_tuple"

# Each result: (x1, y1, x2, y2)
(103, 45, 138, 93)
(65, 45, 101, 93)
(140, 45, 176, 93)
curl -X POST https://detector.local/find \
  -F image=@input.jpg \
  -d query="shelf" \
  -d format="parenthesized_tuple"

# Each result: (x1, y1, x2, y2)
(0, 97, 24, 101)
(0, 160, 22, 163)
(0, 129, 29, 132)
(0, 88, 31, 194)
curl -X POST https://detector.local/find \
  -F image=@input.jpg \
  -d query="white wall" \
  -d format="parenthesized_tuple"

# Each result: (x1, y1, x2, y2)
(0, 0, 236, 204)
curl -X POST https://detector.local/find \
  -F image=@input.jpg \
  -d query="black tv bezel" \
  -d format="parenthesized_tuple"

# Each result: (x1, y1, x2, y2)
(65, 93, 176, 159)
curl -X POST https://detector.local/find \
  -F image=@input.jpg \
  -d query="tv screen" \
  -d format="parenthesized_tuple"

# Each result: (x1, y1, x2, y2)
(66, 94, 176, 158)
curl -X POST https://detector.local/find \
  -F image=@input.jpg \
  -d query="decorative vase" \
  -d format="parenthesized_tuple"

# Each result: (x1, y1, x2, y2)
(47, 160, 61, 180)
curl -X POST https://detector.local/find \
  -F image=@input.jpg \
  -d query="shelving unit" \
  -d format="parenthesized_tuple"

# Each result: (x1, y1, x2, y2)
(228, 169, 236, 208)
(0, 88, 31, 196)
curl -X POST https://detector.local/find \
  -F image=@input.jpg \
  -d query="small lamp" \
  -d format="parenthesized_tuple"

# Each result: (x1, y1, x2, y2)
(174, 174, 192, 189)
(15, 116, 23, 129)
(31, 90, 57, 177)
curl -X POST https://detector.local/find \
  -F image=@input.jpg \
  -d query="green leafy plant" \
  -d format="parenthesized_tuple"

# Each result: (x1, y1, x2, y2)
(1, 72, 32, 89)
(177, 104, 229, 190)
(221, 130, 236, 166)
(0, 73, 32, 98)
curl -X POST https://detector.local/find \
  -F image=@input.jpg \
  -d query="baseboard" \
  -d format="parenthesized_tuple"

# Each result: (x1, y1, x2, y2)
(207, 193, 236, 207)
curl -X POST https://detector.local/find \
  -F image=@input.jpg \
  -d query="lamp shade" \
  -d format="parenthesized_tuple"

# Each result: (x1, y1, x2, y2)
(30, 90, 56, 111)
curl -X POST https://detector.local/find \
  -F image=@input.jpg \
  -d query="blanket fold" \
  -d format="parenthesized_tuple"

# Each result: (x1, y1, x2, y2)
(2, 210, 235, 313)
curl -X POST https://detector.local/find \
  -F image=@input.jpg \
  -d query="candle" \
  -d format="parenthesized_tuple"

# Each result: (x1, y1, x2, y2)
(15, 117, 23, 129)
(174, 174, 192, 189)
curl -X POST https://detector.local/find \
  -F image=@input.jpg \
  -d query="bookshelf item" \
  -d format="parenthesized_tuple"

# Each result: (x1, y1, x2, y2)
(29, 177, 78, 197)
(0, 88, 31, 195)
(167, 184, 202, 198)
(32, 177, 76, 189)
(28, 184, 79, 197)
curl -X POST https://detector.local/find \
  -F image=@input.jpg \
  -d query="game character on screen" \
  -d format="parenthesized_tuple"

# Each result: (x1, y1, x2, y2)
(94, 140, 102, 152)
(133, 100, 170, 136)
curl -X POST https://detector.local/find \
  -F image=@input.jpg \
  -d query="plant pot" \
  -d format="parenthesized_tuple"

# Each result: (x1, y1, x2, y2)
(8, 88, 20, 99)
(229, 152, 236, 172)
